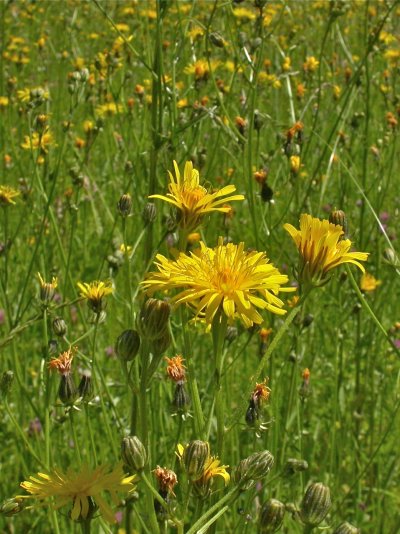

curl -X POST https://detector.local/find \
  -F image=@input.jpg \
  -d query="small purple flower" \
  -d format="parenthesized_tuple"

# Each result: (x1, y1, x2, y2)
(115, 510, 123, 524)
(393, 339, 400, 350)
(379, 211, 390, 223)
(105, 346, 115, 358)
(28, 417, 42, 436)
(0, 308, 5, 326)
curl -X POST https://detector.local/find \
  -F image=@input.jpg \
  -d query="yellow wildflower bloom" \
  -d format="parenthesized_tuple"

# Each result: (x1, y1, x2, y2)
(184, 59, 220, 80)
(198, 456, 230, 485)
(149, 160, 244, 231)
(0, 96, 9, 108)
(303, 56, 320, 72)
(0, 185, 20, 206)
(233, 7, 256, 21)
(284, 214, 368, 286)
(19, 464, 136, 523)
(95, 102, 121, 117)
(142, 238, 294, 328)
(77, 280, 113, 313)
(360, 272, 381, 292)
(21, 129, 54, 153)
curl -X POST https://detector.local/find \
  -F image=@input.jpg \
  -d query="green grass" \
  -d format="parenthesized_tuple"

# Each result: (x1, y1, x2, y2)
(0, 1, 399, 533)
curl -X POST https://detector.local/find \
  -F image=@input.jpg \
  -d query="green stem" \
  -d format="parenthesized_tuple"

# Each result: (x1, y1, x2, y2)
(212, 313, 228, 457)
(80, 518, 92, 534)
(186, 487, 239, 534)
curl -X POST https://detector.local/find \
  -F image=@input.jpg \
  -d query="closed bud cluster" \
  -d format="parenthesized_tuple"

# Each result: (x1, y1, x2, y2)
(329, 209, 348, 238)
(121, 436, 147, 472)
(258, 498, 285, 533)
(300, 482, 331, 527)
(182, 440, 210, 481)
(117, 193, 132, 217)
(137, 298, 170, 341)
(234, 450, 274, 488)
(333, 521, 360, 534)
(115, 329, 141, 362)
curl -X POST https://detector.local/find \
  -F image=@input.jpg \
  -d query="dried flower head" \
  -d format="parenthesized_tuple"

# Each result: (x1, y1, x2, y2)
(48, 347, 75, 376)
(165, 355, 186, 382)
(153, 466, 178, 495)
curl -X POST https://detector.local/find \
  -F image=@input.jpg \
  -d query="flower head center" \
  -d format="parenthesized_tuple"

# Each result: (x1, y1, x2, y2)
(182, 186, 207, 209)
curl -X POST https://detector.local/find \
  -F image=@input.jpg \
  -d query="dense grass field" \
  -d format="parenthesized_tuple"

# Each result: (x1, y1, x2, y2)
(1, 1, 399, 533)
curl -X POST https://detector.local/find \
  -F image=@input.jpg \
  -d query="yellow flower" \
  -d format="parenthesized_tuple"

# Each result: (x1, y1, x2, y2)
(95, 102, 121, 117)
(0, 185, 20, 206)
(360, 272, 381, 292)
(284, 214, 369, 286)
(198, 456, 230, 486)
(149, 160, 244, 231)
(303, 56, 319, 72)
(21, 129, 54, 153)
(19, 464, 136, 523)
(37, 272, 58, 304)
(289, 155, 301, 174)
(0, 96, 9, 108)
(142, 238, 294, 328)
(184, 59, 220, 80)
(77, 280, 113, 313)
(233, 7, 256, 21)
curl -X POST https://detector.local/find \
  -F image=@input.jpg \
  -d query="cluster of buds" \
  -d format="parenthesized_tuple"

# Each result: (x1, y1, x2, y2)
(67, 68, 89, 95)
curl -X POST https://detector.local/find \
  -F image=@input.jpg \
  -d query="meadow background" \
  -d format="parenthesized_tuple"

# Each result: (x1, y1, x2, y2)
(0, 0, 399, 533)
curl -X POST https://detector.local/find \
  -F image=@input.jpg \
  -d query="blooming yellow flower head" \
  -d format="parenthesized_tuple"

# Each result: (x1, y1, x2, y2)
(19, 464, 136, 523)
(284, 214, 369, 288)
(77, 280, 113, 314)
(37, 272, 58, 304)
(360, 272, 381, 292)
(149, 161, 244, 232)
(0, 185, 20, 206)
(21, 129, 54, 153)
(142, 238, 294, 328)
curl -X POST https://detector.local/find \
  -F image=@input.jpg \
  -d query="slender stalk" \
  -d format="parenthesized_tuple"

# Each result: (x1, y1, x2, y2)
(211, 313, 228, 457)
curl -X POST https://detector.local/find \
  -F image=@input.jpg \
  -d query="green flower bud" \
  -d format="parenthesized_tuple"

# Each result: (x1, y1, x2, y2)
(117, 193, 132, 217)
(209, 32, 225, 48)
(259, 498, 285, 533)
(173, 382, 190, 412)
(115, 329, 141, 362)
(234, 450, 274, 488)
(183, 440, 210, 481)
(53, 317, 68, 337)
(0, 497, 24, 516)
(137, 298, 170, 340)
(300, 482, 331, 527)
(152, 328, 171, 355)
(78, 370, 93, 401)
(333, 522, 360, 534)
(142, 202, 157, 224)
(58, 374, 77, 405)
(329, 209, 348, 238)
(121, 436, 147, 472)
(284, 458, 309, 476)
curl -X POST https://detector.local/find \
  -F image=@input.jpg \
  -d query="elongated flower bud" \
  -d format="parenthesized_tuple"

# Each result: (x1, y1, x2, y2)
(115, 329, 141, 362)
(259, 498, 285, 533)
(78, 370, 93, 401)
(1, 371, 14, 397)
(329, 209, 348, 238)
(58, 374, 77, 405)
(121, 436, 147, 472)
(183, 440, 210, 480)
(53, 317, 67, 337)
(333, 522, 360, 534)
(234, 450, 274, 488)
(137, 298, 170, 340)
(300, 482, 331, 527)
(117, 194, 132, 217)
(0, 497, 24, 516)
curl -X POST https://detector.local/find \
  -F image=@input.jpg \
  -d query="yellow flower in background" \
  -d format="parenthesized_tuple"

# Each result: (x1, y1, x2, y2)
(284, 214, 368, 287)
(303, 56, 319, 72)
(198, 456, 230, 486)
(0, 185, 20, 206)
(21, 129, 54, 153)
(360, 272, 381, 292)
(150, 160, 244, 232)
(77, 280, 113, 313)
(142, 238, 294, 327)
(184, 59, 220, 80)
(19, 464, 136, 523)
